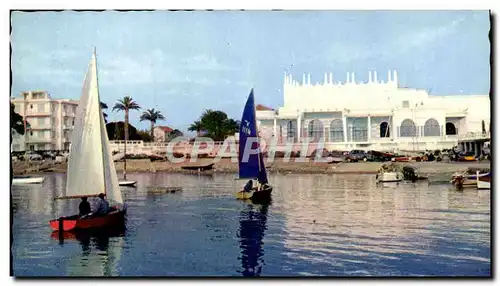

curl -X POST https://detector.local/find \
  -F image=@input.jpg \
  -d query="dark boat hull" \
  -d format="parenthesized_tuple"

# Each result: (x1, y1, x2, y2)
(250, 187, 273, 203)
(181, 163, 214, 171)
(49, 207, 126, 231)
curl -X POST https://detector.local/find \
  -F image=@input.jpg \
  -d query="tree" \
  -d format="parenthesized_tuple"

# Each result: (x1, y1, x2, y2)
(139, 108, 165, 141)
(188, 120, 204, 135)
(105, 121, 141, 141)
(112, 96, 141, 180)
(166, 129, 184, 141)
(100, 101, 109, 123)
(137, 129, 154, 142)
(11, 103, 25, 135)
(191, 109, 240, 141)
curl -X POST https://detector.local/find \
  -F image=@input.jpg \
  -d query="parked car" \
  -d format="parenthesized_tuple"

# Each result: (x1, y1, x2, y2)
(458, 152, 476, 162)
(346, 150, 372, 162)
(28, 153, 43, 161)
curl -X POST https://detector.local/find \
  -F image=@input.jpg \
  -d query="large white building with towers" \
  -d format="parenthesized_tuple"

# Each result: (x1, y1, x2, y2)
(255, 70, 490, 152)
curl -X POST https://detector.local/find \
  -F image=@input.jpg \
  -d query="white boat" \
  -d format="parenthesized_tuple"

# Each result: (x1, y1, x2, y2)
(376, 163, 403, 183)
(12, 176, 45, 185)
(376, 171, 403, 183)
(119, 180, 137, 187)
(476, 170, 491, 189)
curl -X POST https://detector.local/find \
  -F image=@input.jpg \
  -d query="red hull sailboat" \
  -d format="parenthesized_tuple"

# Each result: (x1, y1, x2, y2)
(50, 48, 126, 232)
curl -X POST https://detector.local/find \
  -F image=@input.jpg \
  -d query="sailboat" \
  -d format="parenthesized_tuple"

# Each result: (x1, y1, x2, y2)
(49, 48, 126, 231)
(235, 89, 272, 202)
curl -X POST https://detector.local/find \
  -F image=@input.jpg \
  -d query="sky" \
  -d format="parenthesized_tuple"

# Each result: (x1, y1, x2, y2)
(10, 10, 490, 134)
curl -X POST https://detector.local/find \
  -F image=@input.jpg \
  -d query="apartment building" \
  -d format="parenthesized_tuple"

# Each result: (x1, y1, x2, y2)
(11, 91, 78, 152)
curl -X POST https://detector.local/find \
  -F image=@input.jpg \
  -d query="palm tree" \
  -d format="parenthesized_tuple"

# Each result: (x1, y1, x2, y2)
(112, 96, 141, 180)
(139, 108, 165, 141)
(188, 120, 204, 136)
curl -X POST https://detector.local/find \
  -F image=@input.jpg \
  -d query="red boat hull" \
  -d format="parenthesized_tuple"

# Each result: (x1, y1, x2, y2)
(49, 208, 126, 231)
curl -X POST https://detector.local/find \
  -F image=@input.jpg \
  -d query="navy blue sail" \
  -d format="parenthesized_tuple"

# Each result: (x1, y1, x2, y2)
(238, 89, 267, 183)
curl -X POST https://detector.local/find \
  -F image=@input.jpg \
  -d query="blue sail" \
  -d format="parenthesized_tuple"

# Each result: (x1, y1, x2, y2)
(238, 89, 267, 183)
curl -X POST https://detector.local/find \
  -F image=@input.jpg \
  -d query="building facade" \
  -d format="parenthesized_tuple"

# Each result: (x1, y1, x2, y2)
(11, 91, 78, 151)
(256, 70, 490, 152)
(153, 125, 173, 142)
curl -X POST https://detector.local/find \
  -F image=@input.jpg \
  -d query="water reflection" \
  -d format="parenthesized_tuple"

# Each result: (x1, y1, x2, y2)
(12, 172, 490, 276)
(237, 203, 269, 276)
(51, 227, 126, 276)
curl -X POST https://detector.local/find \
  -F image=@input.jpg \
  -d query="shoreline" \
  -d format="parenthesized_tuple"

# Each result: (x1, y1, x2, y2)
(13, 158, 490, 180)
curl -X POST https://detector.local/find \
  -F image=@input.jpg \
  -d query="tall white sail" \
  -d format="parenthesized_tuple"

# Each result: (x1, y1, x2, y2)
(65, 50, 106, 198)
(100, 104, 123, 205)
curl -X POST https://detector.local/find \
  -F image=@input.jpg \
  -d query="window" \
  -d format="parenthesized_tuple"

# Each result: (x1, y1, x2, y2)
(423, 118, 440, 136)
(330, 119, 344, 142)
(308, 120, 324, 142)
(400, 119, 417, 137)
(380, 122, 390, 137)
(30, 104, 33, 109)
(402, 101, 409, 108)
(30, 131, 33, 136)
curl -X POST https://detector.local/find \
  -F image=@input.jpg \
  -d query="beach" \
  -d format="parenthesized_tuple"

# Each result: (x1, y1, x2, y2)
(13, 158, 490, 182)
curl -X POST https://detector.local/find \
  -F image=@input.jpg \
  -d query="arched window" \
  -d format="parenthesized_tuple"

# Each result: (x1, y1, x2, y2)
(330, 119, 344, 142)
(308, 119, 324, 142)
(400, 119, 416, 137)
(424, 118, 440, 136)
(380, 122, 390, 138)
(446, 122, 457, 135)
(349, 118, 368, 142)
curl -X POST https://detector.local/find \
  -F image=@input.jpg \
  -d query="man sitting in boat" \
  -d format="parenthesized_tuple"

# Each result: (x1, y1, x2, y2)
(94, 193, 110, 216)
(79, 197, 91, 217)
(243, 180, 258, 192)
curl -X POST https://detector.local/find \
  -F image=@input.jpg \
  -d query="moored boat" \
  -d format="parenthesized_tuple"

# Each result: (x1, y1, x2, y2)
(476, 170, 491, 189)
(12, 175, 45, 185)
(376, 163, 403, 183)
(50, 48, 126, 232)
(402, 165, 428, 182)
(235, 89, 272, 203)
(119, 180, 137, 187)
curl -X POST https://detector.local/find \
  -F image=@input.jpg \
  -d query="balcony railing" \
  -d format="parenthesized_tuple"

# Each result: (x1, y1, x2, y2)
(28, 137, 53, 143)
(458, 132, 490, 141)
(29, 124, 53, 130)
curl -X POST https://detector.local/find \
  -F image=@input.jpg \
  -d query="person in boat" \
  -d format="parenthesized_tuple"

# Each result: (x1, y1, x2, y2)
(79, 197, 91, 217)
(94, 193, 110, 216)
(243, 180, 258, 192)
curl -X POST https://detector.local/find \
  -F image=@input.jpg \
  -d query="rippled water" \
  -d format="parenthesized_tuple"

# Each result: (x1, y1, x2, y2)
(12, 172, 490, 277)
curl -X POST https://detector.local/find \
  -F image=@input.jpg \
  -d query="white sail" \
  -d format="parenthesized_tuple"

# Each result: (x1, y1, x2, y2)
(100, 105, 123, 205)
(65, 51, 106, 198)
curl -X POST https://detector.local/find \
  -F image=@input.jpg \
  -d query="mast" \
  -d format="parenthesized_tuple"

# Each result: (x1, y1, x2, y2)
(94, 47, 107, 195)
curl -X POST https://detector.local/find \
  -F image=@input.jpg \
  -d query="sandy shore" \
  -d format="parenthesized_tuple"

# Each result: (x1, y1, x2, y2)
(13, 158, 490, 182)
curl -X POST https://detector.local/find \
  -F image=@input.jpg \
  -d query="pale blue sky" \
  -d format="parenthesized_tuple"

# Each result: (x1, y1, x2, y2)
(11, 10, 490, 133)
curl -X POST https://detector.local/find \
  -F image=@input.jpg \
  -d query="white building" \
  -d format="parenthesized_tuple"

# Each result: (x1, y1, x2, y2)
(11, 91, 78, 151)
(255, 70, 490, 152)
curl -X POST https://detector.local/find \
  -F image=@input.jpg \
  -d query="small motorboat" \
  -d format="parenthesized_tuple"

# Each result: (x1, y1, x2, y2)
(376, 163, 403, 183)
(402, 166, 428, 182)
(12, 176, 45, 185)
(49, 206, 126, 232)
(119, 180, 137, 187)
(476, 170, 491, 189)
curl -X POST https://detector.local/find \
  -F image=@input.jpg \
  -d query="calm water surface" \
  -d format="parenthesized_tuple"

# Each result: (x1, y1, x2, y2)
(12, 172, 490, 277)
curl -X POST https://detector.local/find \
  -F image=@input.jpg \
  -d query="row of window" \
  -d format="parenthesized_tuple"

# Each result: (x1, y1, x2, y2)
(275, 119, 458, 141)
